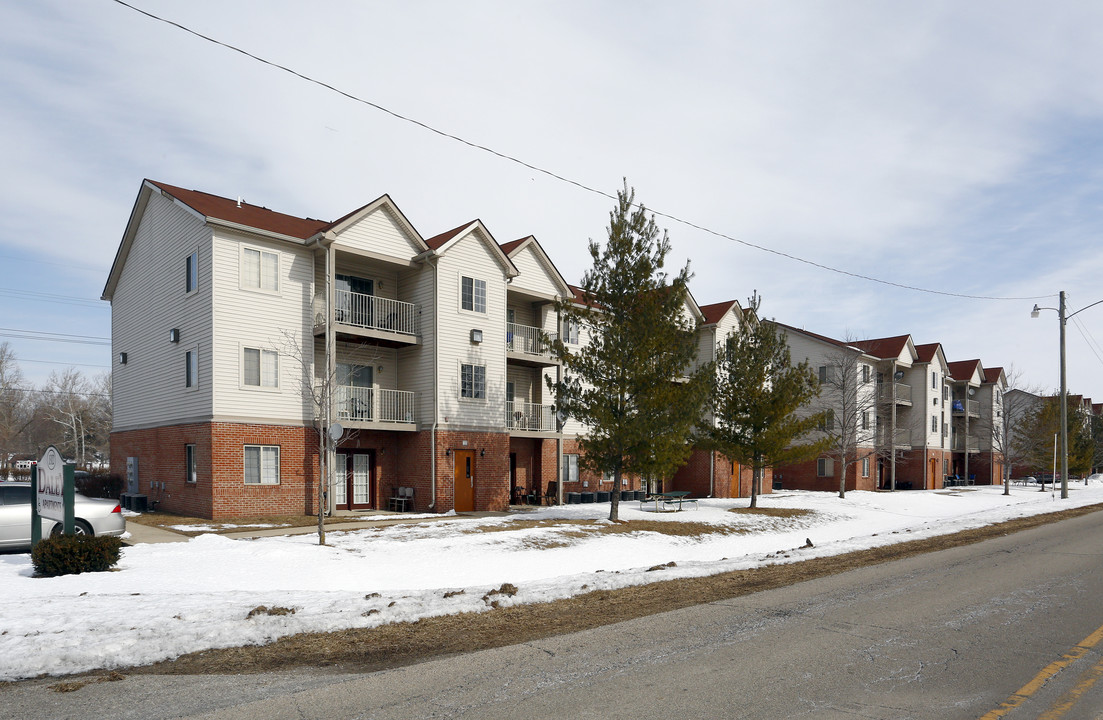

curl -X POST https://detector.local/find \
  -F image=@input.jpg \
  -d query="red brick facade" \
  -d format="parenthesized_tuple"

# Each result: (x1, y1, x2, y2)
(774, 450, 878, 493)
(668, 449, 772, 498)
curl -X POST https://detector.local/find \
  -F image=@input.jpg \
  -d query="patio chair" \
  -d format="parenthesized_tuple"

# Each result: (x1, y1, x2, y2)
(543, 481, 559, 505)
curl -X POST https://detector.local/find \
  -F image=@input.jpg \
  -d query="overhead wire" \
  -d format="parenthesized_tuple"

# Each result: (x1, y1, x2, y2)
(109, 0, 1055, 303)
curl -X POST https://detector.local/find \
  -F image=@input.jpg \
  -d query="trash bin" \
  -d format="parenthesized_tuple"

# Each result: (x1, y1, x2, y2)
(567, 492, 581, 504)
(620, 490, 632, 501)
(581, 492, 595, 503)
(596, 491, 610, 502)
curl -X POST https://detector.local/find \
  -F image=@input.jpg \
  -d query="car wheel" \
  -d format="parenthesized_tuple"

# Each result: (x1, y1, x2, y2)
(74, 520, 93, 536)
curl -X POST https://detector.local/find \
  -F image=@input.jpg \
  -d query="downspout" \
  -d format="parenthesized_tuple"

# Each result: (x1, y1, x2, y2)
(326, 241, 336, 515)
(556, 305, 563, 506)
(709, 451, 715, 498)
(429, 254, 439, 510)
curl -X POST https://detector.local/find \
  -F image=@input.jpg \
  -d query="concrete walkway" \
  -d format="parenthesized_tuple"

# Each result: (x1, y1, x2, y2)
(124, 510, 514, 544)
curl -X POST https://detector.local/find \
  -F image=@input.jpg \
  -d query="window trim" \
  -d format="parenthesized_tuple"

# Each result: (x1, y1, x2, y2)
(861, 456, 870, 478)
(185, 444, 197, 484)
(562, 453, 580, 483)
(184, 344, 199, 391)
(817, 457, 833, 477)
(185, 248, 199, 295)
(241, 345, 280, 391)
(460, 362, 487, 401)
(460, 275, 487, 314)
(243, 445, 280, 485)
(240, 244, 281, 295)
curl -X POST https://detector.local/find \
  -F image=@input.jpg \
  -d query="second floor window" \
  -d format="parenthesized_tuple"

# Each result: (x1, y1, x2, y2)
(185, 249, 198, 294)
(242, 247, 279, 292)
(185, 348, 198, 389)
(932, 416, 938, 432)
(461, 363, 486, 399)
(243, 348, 279, 388)
(861, 365, 870, 383)
(564, 318, 580, 344)
(461, 276, 486, 313)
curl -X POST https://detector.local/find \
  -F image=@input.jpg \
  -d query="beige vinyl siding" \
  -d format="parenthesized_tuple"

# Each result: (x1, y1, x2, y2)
(508, 244, 560, 299)
(435, 231, 508, 429)
(333, 205, 424, 259)
(111, 192, 214, 431)
(398, 263, 435, 428)
(210, 230, 314, 424)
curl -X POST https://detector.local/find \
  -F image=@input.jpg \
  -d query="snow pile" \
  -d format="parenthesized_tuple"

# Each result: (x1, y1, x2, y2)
(0, 484, 1098, 681)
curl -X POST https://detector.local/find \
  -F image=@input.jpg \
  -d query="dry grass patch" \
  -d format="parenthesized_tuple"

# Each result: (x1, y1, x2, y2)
(466, 517, 747, 540)
(126, 512, 313, 536)
(728, 507, 815, 519)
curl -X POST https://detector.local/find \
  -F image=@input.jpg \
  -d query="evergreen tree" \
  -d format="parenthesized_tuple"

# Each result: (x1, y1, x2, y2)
(702, 299, 827, 507)
(550, 182, 712, 521)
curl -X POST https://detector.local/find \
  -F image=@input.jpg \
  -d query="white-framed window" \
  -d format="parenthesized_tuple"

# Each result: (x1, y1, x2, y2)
(562, 454, 580, 483)
(862, 364, 870, 383)
(185, 444, 197, 483)
(932, 416, 939, 433)
(243, 347, 279, 389)
(244, 445, 280, 485)
(461, 276, 486, 313)
(817, 458, 833, 477)
(818, 366, 828, 383)
(943, 385, 949, 401)
(460, 363, 486, 400)
(241, 246, 279, 293)
(861, 457, 870, 478)
(931, 371, 937, 389)
(819, 410, 834, 432)
(185, 248, 198, 294)
(564, 318, 580, 344)
(861, 410, 870, 430)
(185, 346, 199, 390)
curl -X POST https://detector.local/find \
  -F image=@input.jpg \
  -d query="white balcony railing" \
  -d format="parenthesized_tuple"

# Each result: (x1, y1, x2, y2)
(878, 382, 912, 403)
(336, 385, 416, 425)
(506, 401, 556, 432)
(333, 290, 419, 337)
(951, 399, 979, 417)
(953, 435, 980, 452)
(506, 323, 556, 359)
(880, 427, 912, 448)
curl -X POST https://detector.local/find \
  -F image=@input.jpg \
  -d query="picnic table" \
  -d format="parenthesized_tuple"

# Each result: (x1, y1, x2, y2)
(641, 490, 698, 512)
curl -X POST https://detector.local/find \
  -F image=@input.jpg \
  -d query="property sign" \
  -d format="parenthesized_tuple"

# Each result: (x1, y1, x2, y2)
(37, 446, 68, 522)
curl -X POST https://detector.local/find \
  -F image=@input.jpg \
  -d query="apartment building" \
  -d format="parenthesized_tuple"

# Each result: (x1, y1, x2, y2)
(103, 180, 578, 518)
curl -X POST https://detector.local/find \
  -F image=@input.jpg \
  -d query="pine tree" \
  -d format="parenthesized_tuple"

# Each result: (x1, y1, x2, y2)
(550, 182, 712, 521)
(702, 299, 827, 507)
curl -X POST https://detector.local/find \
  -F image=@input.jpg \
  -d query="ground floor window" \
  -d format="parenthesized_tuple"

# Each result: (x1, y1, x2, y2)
(861, 456, 870, 478)
(562, 454, 579, 483)
(817, 458, 834, 477)
(185, 444, 197, 483)
(244, 445, 280, 485)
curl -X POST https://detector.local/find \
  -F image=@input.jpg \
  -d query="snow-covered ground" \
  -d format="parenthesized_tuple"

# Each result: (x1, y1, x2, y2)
(1, 483, 1099, 681)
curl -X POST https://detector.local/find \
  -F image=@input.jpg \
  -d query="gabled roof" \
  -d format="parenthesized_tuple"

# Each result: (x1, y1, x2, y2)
(983, 367, 1005, 385)
(319, 193, 428, 253)
(148, 180, 329, 239)
(423, 219, 518, 277)
(498, 236, 572, 298)
(914, 342, 940, 363)
(852, 334, 916, 364)
(699, 299, 741, 325)
(948, 359, 984, 384)
(769, 321, 851, 350)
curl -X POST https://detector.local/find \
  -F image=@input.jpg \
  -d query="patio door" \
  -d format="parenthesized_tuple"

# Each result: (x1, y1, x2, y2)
(454, 450, 475, 512)
(334, 451, 375, 510)
(337, 363, 374, 421)
(335, 274, 374, 326)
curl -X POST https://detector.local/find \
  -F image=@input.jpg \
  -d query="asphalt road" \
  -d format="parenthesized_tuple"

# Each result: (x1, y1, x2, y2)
(5, 509, 1103, 720)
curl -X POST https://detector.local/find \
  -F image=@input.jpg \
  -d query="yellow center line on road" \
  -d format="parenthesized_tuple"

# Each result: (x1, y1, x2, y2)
(979, 623, 1103, 719)
(1037, 652, 1103, 720)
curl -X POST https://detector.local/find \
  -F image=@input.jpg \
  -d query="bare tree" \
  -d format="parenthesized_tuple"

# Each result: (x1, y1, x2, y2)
(41, 368, 97, 465)
(976, 368, 1040, 495)
(0, 342, 30, 472)
(814, 346, 881, 498)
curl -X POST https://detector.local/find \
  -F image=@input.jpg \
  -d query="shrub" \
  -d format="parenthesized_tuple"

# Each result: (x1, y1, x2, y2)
(75, 472, 124, 499)
(32, 535, 124, 577)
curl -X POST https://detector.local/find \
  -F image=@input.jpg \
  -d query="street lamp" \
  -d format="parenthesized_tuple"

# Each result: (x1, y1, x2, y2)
(1031, 291, 1103, 499)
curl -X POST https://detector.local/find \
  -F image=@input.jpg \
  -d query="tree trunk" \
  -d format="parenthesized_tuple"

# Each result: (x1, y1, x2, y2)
(609, 466, 621, 522)
(748, 457, 759, 509)
(838, 456, 846, 499)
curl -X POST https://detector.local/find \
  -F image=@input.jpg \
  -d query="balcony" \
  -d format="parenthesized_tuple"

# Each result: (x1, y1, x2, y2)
(951, 399, 979, 418)
(315, 291, 420, 347)
(878, 381, 912, 406)
(335, 386, 417, 429)
(953, 435, 980, 452)
(880, 427, 912, 448)
(506, 323, 559, 367)
(506, 400, 556, 434)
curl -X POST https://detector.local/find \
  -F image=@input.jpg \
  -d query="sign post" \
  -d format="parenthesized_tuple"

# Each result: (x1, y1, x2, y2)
(32, 445, 74, 549)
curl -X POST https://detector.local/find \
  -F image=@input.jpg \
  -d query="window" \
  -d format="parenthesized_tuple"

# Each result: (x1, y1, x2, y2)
(461, 276, 486, 313)
(861, 457, 870, 478)
(564, 318, 580, 344)
(461, 363, 486, 399)
(244, 445, 280, 485)
(562, 454, 580, 483)
(185, 249, 198, 294)
(185, 444, 197, 483)
(243, 347, 279, 388)
(943, 386, 949, 402)
(931, 371, 937, 389)
(932, 416, 938, 433)
(242, 247, 279, 292)
(862, 365, 870, 383)
(818, 366, 828, 383)
(185, 347, 198, 389)
(817, 458, 833, 477)
(819, 410, 835, 432)
(861, 410, 870, 430)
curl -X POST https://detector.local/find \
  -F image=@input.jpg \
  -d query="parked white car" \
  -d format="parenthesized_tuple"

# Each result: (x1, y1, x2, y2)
(0, 482, 125, 550)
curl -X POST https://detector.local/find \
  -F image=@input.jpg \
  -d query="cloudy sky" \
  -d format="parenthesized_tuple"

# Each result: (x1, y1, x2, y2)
(2, 1, 1103, 401)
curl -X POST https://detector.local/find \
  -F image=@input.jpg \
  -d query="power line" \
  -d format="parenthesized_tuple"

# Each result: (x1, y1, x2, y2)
(1070, 316, 1103, 369)
(2, 387, 110, 399)
(0, 328, 111, 347)
(0, 254, 110, 275)
(110, 0, 1055, 304)
(15, 358, 111, 369)
(0, 288, 106, 308)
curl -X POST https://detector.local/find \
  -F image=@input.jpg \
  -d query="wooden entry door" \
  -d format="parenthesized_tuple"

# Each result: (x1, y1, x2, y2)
(333, 451, 374, 510)
(454, 450, 475, 512)
(929, 458, 937, 490)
